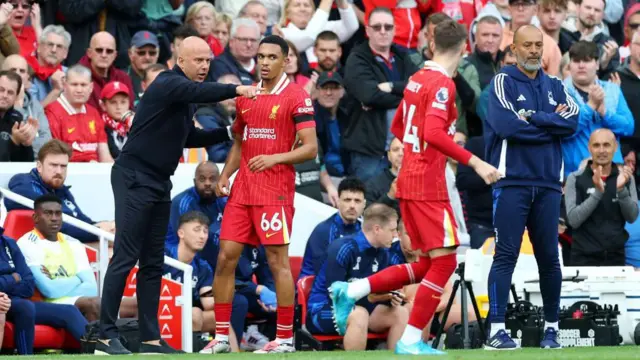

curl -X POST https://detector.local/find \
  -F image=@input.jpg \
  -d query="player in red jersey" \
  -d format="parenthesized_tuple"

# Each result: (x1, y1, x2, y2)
(200, 35, 317, 354)
(329, 20, 502, 355)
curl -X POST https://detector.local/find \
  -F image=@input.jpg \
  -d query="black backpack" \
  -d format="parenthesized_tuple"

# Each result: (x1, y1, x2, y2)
(80, 319, 140, 354)
(444, 321, 486, 349)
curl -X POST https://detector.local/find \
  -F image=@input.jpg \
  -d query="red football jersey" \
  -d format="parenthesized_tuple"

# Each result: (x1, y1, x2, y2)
(230, 74, 315, 206)
(391, 61, 472, 201)
(45, 95, 107, 163)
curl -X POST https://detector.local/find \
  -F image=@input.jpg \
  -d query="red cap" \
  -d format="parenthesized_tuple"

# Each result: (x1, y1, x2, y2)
(101, 81, 131, 100)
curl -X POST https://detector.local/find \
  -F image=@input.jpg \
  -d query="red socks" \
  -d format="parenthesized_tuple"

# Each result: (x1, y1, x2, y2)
(276, 305, 294, 341)
(408, 253, 457, 330)
(214, 303, 232, 339)
(368, 256, 432, 294)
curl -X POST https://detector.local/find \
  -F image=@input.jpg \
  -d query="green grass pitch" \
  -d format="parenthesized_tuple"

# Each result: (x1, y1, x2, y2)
(8, 347, 640, 360)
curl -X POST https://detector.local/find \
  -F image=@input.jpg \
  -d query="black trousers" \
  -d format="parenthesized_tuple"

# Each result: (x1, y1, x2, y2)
(99, 164, 172, 341)
(570, 248, 626, 267)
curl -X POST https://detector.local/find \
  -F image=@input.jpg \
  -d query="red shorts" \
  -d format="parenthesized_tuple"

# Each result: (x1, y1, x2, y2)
(399, 199, 459, 253)
(220, 202, 295, 246)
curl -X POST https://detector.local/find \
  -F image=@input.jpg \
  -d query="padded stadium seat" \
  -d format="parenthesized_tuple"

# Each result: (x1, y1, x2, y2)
(294, 276, 387, 350)
(289, 256, 302, 281)
(3, 210, 34, 240)
(3, 322, 80, 350)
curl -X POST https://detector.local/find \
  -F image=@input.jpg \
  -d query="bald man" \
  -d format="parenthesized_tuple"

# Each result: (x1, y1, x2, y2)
(95, 37, 258, 355)
(484, 24, 580, 350)
(78, 32, 135, 112)
(565, 129, 638, 267)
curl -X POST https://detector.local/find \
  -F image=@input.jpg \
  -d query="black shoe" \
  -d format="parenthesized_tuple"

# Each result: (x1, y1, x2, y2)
(94, 338, 132, 355)
(139, 339, 185, 354)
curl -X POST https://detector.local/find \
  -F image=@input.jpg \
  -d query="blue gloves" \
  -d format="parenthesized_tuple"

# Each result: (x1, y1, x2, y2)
(259, 287, 277, 309)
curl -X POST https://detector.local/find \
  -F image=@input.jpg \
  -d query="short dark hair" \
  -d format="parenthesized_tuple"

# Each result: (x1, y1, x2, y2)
(569, 40, 599, 62)
(426, 12, 451, 27)
(173, 24, 199, 41)
(363, 203, 398, 230)
(337, 177, 366, 197)
(34, 194, 62, 211)
(37, 139, 72, 163)
(434, 20, 468, 53)
(0, 70, 22, 93)
(144, 63, 168, 82)
(503, 44, 514, 57)
(260, 35, 289, 56)
(314, 31, 340, 47)
(368, 7, 393, 23)
(178, 211, 210, 228)
(540, 0, 568, 10)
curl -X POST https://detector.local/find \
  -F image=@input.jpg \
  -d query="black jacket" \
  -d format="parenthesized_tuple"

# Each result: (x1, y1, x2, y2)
(342, 42, 418, 157)
(617, 64, 640, 140)
(0, 109, 34, 162)
(466, 49, 502, 90)
(456, 136, 492, 227)
(364, 168, 398, 212)
(565, 163, 639, 254)
(117, 66, 238, 179)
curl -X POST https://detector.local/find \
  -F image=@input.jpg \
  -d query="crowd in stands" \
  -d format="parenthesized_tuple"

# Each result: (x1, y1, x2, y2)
(0, 0, 640, 354)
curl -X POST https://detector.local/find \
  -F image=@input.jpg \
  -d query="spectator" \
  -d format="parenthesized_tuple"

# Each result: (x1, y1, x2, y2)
(364, 137, 403, 212)
(308, 30, 342, 73)
(44, 64, 113, 163)
(409, 12, 448, 65)
(500, 0, 562, 76)
(209, 18, 260, 85)
(0, 3, 20, 66)
(617, 32, 640, 145)
(284, 40, 314, 94)
(456, 136, 494, 249)
(166, 162, 227, 254)
(100, 81, 133, 159)
(476, 46, 518, 123)
(362, 0, 426, 52)
(215, 0, 250, 18)
(466, 15, 505, 90)
(562, 41, 634, 177)
(559, 0, 619, 79)
(185, 1, 224, 57)
(26, 25, 69, 107)
(293, 140, 325, 202)
(126, 31, 160, 107)
(277, 0, 359, 54)
(305, 204, 407, 350)
(565, 129, 639, 266)
(342, 7, 417, 182)
(2, 54, 51, 156)
(299, 177, 365, 279)
(0, 206, 87, 355)
(140, 64, 168, 98)
(59, 0, 143, 69)
(195, 74, 239, 163)
(238, 1, 269, 37)
(0, 69, 36, 162)
(17, 194, 137, 321)
(5, 139, 116, 244)
(166, 24, 199, 69)
(214, 13, 233, 48)
(538, 0, 568, 43)
(560, 51, 571, 79)
(314, 71, 347, 177)
(78, 32, 135, 113)
(8, 1, 41, 58)
(619, 4, 640, 62)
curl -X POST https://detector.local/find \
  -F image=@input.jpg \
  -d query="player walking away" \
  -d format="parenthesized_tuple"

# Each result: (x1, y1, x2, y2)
(201, 35, 318, 354)
(329, 20, 501, 356)
(484, 25, 578, 350)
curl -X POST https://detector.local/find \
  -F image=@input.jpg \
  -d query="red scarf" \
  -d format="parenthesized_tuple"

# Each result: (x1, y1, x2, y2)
(102, 113, 130, 138)
(26, 54, 62, 81)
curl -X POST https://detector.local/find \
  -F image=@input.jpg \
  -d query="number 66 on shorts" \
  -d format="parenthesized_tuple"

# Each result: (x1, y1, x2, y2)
(220, 203, 295, 246)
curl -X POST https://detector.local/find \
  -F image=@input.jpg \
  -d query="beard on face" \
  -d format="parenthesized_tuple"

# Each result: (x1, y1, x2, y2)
(517, 53, 542, 71)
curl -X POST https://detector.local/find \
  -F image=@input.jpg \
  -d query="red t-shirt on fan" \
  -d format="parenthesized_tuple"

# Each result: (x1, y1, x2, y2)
(391, 61, 472, 202)
(230, 74, 315, 206)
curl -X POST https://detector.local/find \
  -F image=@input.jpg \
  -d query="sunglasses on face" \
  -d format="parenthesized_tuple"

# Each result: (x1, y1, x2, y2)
(369, 23, 394, 32)
(94, 47, 116, 55)
(136, 49, 158, 57)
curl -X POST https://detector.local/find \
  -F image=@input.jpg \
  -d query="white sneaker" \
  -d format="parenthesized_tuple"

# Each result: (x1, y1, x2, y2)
(199, 339, 231, 354)
(254, 340, 295, 354)
(240, 325, 270, 351)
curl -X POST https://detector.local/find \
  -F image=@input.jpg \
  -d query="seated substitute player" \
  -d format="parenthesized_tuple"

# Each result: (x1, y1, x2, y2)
(329, 20, 501, 356)
(208, 35, 318, 354)
(306, 204, 408, 351)
(17, 194, 137, 321)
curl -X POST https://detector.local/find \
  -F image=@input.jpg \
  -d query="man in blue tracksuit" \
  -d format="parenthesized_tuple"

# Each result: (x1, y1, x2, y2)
(484, 25, 579, 350)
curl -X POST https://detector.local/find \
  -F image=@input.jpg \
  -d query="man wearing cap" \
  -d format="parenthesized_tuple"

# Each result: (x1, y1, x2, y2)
(314, 71, 347, 181)
(127, 31, 160, 107)
(100, 81, 133, 159)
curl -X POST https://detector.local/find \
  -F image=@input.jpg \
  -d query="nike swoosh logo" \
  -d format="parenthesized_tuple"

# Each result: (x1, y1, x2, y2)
(68, 128, 75, 133)
(242, 109, 251, 114)
(266, 232, 278, 238)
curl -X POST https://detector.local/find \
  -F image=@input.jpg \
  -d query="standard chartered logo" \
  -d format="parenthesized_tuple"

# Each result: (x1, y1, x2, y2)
(248, 127, 277, 140)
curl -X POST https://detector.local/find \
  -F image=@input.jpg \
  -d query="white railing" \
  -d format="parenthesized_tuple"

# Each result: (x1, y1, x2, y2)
(0, 187, 193, 353)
